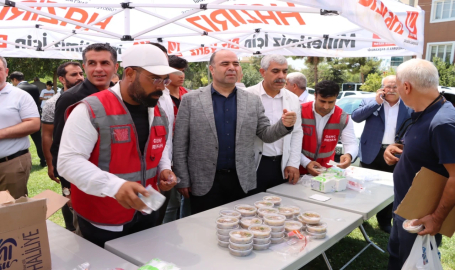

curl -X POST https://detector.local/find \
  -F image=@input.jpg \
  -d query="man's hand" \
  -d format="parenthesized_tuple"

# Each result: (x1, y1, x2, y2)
(115, 182, 149, 211)
(384, 143, 403, 165)
(281, 109, 297, 127)
(284, 166, 300, 184)
(414, 214, 443, 236)
(65, 194, 72, 208)
(158, 169, 177, 192)
(47, 164, 60, 183)
(306, 161, 322, 176)
(178, 187, 191, 199)
(338, 154, 352, 169)
(376, 88, 385, 105)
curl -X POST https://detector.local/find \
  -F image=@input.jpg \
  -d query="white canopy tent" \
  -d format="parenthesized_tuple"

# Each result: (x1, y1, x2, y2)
(0, 0, 424, 61)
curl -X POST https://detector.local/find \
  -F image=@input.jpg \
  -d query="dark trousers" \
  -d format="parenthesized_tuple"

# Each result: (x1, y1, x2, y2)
(360, 148, 394, 227)
(190, 170, 246, 215)
(61, 196, 76, 231)
(248, 155, 285, 196)
(77, 210, 160, 248)
(387, 213, 442, 270)
(30, 129, 45, 164)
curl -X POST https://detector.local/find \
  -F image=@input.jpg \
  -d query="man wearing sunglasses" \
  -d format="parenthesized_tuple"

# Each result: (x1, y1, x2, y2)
(351, 75, 412, 234)
(57, 44, 178, 247)
(384, 59, 455, 269)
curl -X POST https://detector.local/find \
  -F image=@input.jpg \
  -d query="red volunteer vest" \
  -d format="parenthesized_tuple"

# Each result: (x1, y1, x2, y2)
(66, 89, 169, 226)
(171, 86, 188, 133)
(299, 102, 348, 175)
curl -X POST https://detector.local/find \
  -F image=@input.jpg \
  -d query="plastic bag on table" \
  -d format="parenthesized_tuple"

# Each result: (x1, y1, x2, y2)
(402, 235, 443, 270)
(298, 174, 313, 187)
(138, 258, 180, 270)
(269, 232, 308, 259)
(347, 178, 366, 192)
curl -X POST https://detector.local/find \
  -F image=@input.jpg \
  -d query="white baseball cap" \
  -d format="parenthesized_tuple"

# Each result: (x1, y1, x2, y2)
(120, 44, 178, 75)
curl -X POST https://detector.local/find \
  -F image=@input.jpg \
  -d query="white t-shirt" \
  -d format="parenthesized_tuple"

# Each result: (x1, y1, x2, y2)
(39, 89, 55, 108)
(0, 83, 40, 158)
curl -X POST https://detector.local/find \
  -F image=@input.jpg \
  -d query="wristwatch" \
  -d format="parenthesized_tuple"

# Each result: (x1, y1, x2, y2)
(63, 187, 71, 196)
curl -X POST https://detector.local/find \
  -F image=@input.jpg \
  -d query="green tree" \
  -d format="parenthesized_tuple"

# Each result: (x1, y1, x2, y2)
(320, 58, 347, 85)
(360, 68, 396, 92)
(184, 62, 210, 90)
(240, 62, 262, 87)
(344, 57, 382, 83)
(433, 57, 455, 87)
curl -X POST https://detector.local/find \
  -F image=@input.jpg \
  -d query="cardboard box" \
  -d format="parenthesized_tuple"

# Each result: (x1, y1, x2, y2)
(395, 167, 455, 237)
(0, 190, 68, 270)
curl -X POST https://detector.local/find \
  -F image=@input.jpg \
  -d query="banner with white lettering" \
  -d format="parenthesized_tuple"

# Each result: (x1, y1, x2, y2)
(0, 0, 423, 61)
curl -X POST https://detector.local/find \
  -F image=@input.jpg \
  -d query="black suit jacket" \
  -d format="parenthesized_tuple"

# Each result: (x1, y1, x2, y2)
(17, 81, 40, 108)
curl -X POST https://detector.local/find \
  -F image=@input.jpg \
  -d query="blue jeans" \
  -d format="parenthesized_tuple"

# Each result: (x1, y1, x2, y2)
(163, 188, 192, 223)
(387, 213, 442, 270)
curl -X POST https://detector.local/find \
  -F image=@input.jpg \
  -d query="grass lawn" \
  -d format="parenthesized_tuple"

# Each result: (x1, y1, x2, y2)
(27, 139, 454, 270)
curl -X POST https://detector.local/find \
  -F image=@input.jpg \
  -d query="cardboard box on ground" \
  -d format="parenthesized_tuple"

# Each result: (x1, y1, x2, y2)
(0, 190, 68, 270)
(395, 167, 455, 237)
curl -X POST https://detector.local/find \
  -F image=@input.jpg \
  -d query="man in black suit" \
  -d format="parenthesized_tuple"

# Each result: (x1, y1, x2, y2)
(10, 71, 46, 167)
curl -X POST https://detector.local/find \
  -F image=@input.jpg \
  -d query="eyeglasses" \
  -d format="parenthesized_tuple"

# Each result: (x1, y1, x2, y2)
(382, 85, 398, 90)
(152, 78, 172, 86)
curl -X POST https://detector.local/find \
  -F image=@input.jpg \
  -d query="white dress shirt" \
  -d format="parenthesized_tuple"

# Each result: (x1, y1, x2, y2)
(58, 83, 172, 231)
(0, 83, 39, 158)
(159, 88, 175, 155)
(381, 99, 400, 144)
(300, 102, 358, 168)
(299, 90, 315, 104)
(260, 83, 284, 156)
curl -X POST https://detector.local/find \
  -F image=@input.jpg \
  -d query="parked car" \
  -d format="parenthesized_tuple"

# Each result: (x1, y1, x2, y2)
(342, 82, 363, 91)
(334, 94, 375, 162)
(337, 91, 371, 100)
(307, 87, 315, 95)
(441, 88, 455, 106)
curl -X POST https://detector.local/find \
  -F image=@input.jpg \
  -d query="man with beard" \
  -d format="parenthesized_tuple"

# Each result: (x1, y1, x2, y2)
(351, 75, 412, 234)
(57, 44, 178, 247)
(41, 61, 84, 232)
(246, 55, 302, 193)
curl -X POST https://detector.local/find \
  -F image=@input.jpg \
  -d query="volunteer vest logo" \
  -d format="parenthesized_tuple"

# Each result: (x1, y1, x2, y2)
(405, 11, 419, 40)
(324, 135, 338, 142)
(0, 238, 18, 270)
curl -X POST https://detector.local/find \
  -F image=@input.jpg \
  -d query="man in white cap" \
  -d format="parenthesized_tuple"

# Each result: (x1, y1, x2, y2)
(58, 44, 178, 247)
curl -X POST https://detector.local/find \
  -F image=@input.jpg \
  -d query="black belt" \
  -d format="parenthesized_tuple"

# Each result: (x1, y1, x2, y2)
(0, 149, 28, 163)
(262, 155, 282, 162)
(216, 169, 235, 174)
(381, 144, 390, 149)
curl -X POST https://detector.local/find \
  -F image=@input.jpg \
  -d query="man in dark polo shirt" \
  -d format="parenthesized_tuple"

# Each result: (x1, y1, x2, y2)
(384, 59, 455, 270)
(51, 43, 118, 218)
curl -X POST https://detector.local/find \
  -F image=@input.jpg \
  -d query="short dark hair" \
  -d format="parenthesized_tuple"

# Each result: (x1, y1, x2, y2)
(46, 81, 53, 86)
(315, 80, 340, 98)
(209, 51, 219, 66)
(9, 71, 24, 81)
(150, 43, 168, 55)
(169, 55, 188, 69)
(57, 61, 82, 78)
(82, 43, 117, 65)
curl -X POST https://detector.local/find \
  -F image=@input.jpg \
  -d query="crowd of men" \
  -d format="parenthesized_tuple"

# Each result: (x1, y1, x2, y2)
(0, 43, 454, 270)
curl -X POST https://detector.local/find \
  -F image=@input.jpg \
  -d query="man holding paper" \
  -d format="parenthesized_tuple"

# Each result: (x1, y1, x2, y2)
(58, 44, 178, 247)
(384, 59, 455, 269)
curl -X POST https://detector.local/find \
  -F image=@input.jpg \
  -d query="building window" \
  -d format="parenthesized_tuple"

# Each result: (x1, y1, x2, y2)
(426, 42, 455, 63)
(391, 57, 403, 67)
(431, 0, 455, 23)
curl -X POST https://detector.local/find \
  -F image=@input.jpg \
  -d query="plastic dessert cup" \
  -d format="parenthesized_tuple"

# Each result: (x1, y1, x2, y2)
(240, 217, 262, 229)
(218, 239, 230, 248)
(234, 204, 257, 217)
(254, 200, 275, 209)
(270, 237, 285, 244)
(306, 229, 326, 239)
(253, 236, 271, 245)
(300, 211, 321, 224)
(217, 225, 239, 236)
(263, 214, 286, 226)
(263, 195, 282, 206)
(229, 239, 253, 251)
(217, 232, 230, 242)
(216, 217, 239, 229)
(278, 206, 295, 219)
(229, 245, 253, 257)
(284, 221, 304, 232)
(229, 230, 254, 244)
(270, 225, 285, 232)
(403, 219, 424, 233)
(257, 207, 279, 218)
(287, 205, 301, 216)
(271, 231, 284, 238)
(253, 241, 271, 250)
(248, 224, 272, 239)
(219, 209, 241, 218)
(307, 222, 327, 233)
